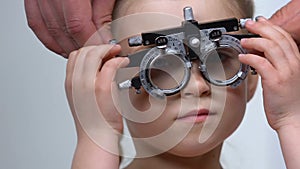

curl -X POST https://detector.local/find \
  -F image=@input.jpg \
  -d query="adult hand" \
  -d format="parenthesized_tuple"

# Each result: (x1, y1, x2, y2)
(25, 0, 115, 58)
(269, 0, 300, 48)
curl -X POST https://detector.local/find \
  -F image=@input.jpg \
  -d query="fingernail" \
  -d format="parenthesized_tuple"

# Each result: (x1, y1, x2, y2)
(255, 16, 266, 21)
(240, 38, 247, 44)
(255, 16, 262, 21)
(238, 54, 246, 58)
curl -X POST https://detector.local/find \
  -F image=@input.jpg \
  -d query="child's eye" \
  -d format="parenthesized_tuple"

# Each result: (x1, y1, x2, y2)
(209, 48, 238, 64)
(148, 54, 186, 90)
(205, 47, 241, 80)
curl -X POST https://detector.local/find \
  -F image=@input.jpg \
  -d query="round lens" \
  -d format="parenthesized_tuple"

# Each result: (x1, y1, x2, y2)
(148, 54, 186, 90)
(205, 47, 241, 82)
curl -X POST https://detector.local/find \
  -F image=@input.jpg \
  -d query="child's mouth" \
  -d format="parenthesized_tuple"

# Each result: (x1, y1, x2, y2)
(176, 109, 216, 123)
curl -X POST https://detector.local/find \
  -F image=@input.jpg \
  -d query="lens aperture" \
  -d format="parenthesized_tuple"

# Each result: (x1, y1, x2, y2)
(148, 54, 186, 90)
(205, 47, 241, 82)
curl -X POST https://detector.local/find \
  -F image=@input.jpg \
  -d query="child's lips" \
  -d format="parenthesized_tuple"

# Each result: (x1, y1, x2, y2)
(176, 109, 216, 123)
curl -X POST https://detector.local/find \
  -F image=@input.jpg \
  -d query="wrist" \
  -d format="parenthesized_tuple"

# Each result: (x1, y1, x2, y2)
(77, 128, 121, 153)
(275, 117, 300, 169)
(275, 113, 300, 147)
(72, 133, 121, 169)
(270, 110, 300, 132)
(276, 121, 300, 136)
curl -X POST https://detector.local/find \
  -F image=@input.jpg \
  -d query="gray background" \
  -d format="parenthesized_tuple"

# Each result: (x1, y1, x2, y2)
(0, 0, 291, 169)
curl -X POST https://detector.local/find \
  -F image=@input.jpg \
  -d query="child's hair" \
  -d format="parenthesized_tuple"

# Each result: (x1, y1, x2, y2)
(114, 0, 254, 19)
(222, 0, 254, 18)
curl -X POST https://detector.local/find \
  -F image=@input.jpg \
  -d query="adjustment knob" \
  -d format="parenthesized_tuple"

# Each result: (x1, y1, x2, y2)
(184, 7, 194, 21)
(128, 36, 143, 47)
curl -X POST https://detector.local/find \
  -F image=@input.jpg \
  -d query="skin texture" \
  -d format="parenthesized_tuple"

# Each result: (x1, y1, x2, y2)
(24, 0, 300, 59)
(24, 0, 115, 57)
(114, 0, 256, 165)
(66, 44, 129, 169)
(269, 0, 300, 48)
(240, 17, 300, 169)
(63, 0, 300, 169)
(23, 0, 300, 168)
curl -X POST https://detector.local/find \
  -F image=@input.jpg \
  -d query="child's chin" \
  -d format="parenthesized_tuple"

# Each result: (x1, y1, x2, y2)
(167, 140, 220, 157)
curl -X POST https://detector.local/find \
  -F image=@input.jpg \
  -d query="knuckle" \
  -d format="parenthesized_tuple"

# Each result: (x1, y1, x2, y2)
(85, 47, 98, 56)
(46, 21, 62, 37)
(285, 32, 293, 40)
(276, 9, 285, 19)
(276, 33, 286, 42)
(258, 57, 269, 67)
(65, 17, 86, 35)
(95, 80, 109, 94)
(48, 28, 61, 38)
(103, 59, 119, 70)
(85, 47, 102, 60)
(267, 40, 279, 50)
(271, 9, 285, 25)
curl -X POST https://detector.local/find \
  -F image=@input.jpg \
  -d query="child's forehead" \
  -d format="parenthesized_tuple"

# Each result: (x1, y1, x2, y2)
(114, 0, 237, 22)
(112, 0, 241, 44)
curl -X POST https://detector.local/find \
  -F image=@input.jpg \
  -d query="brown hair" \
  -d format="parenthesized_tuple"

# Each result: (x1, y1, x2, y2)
(222, 0, 254, 18)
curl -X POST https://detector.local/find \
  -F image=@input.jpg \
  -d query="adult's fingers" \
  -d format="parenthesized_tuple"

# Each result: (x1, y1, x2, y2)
(269, 0, 300, 46)
(37, 0, 78, 55)
(92, 0, 116, 43)
(25, 0, 112, 58)
(258, 17, 299, 56)
(62, 0, 103, 47)
(25, 0, 66, 57)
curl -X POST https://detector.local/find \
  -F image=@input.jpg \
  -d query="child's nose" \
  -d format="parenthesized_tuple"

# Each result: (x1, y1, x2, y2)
(181, 65, 211, 97)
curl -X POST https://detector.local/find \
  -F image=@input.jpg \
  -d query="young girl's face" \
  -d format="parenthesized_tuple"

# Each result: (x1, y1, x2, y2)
(114, 0, 257, 157)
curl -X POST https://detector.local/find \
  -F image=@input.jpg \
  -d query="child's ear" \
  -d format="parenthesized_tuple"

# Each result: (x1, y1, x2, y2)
(246, 74, 258, 102)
